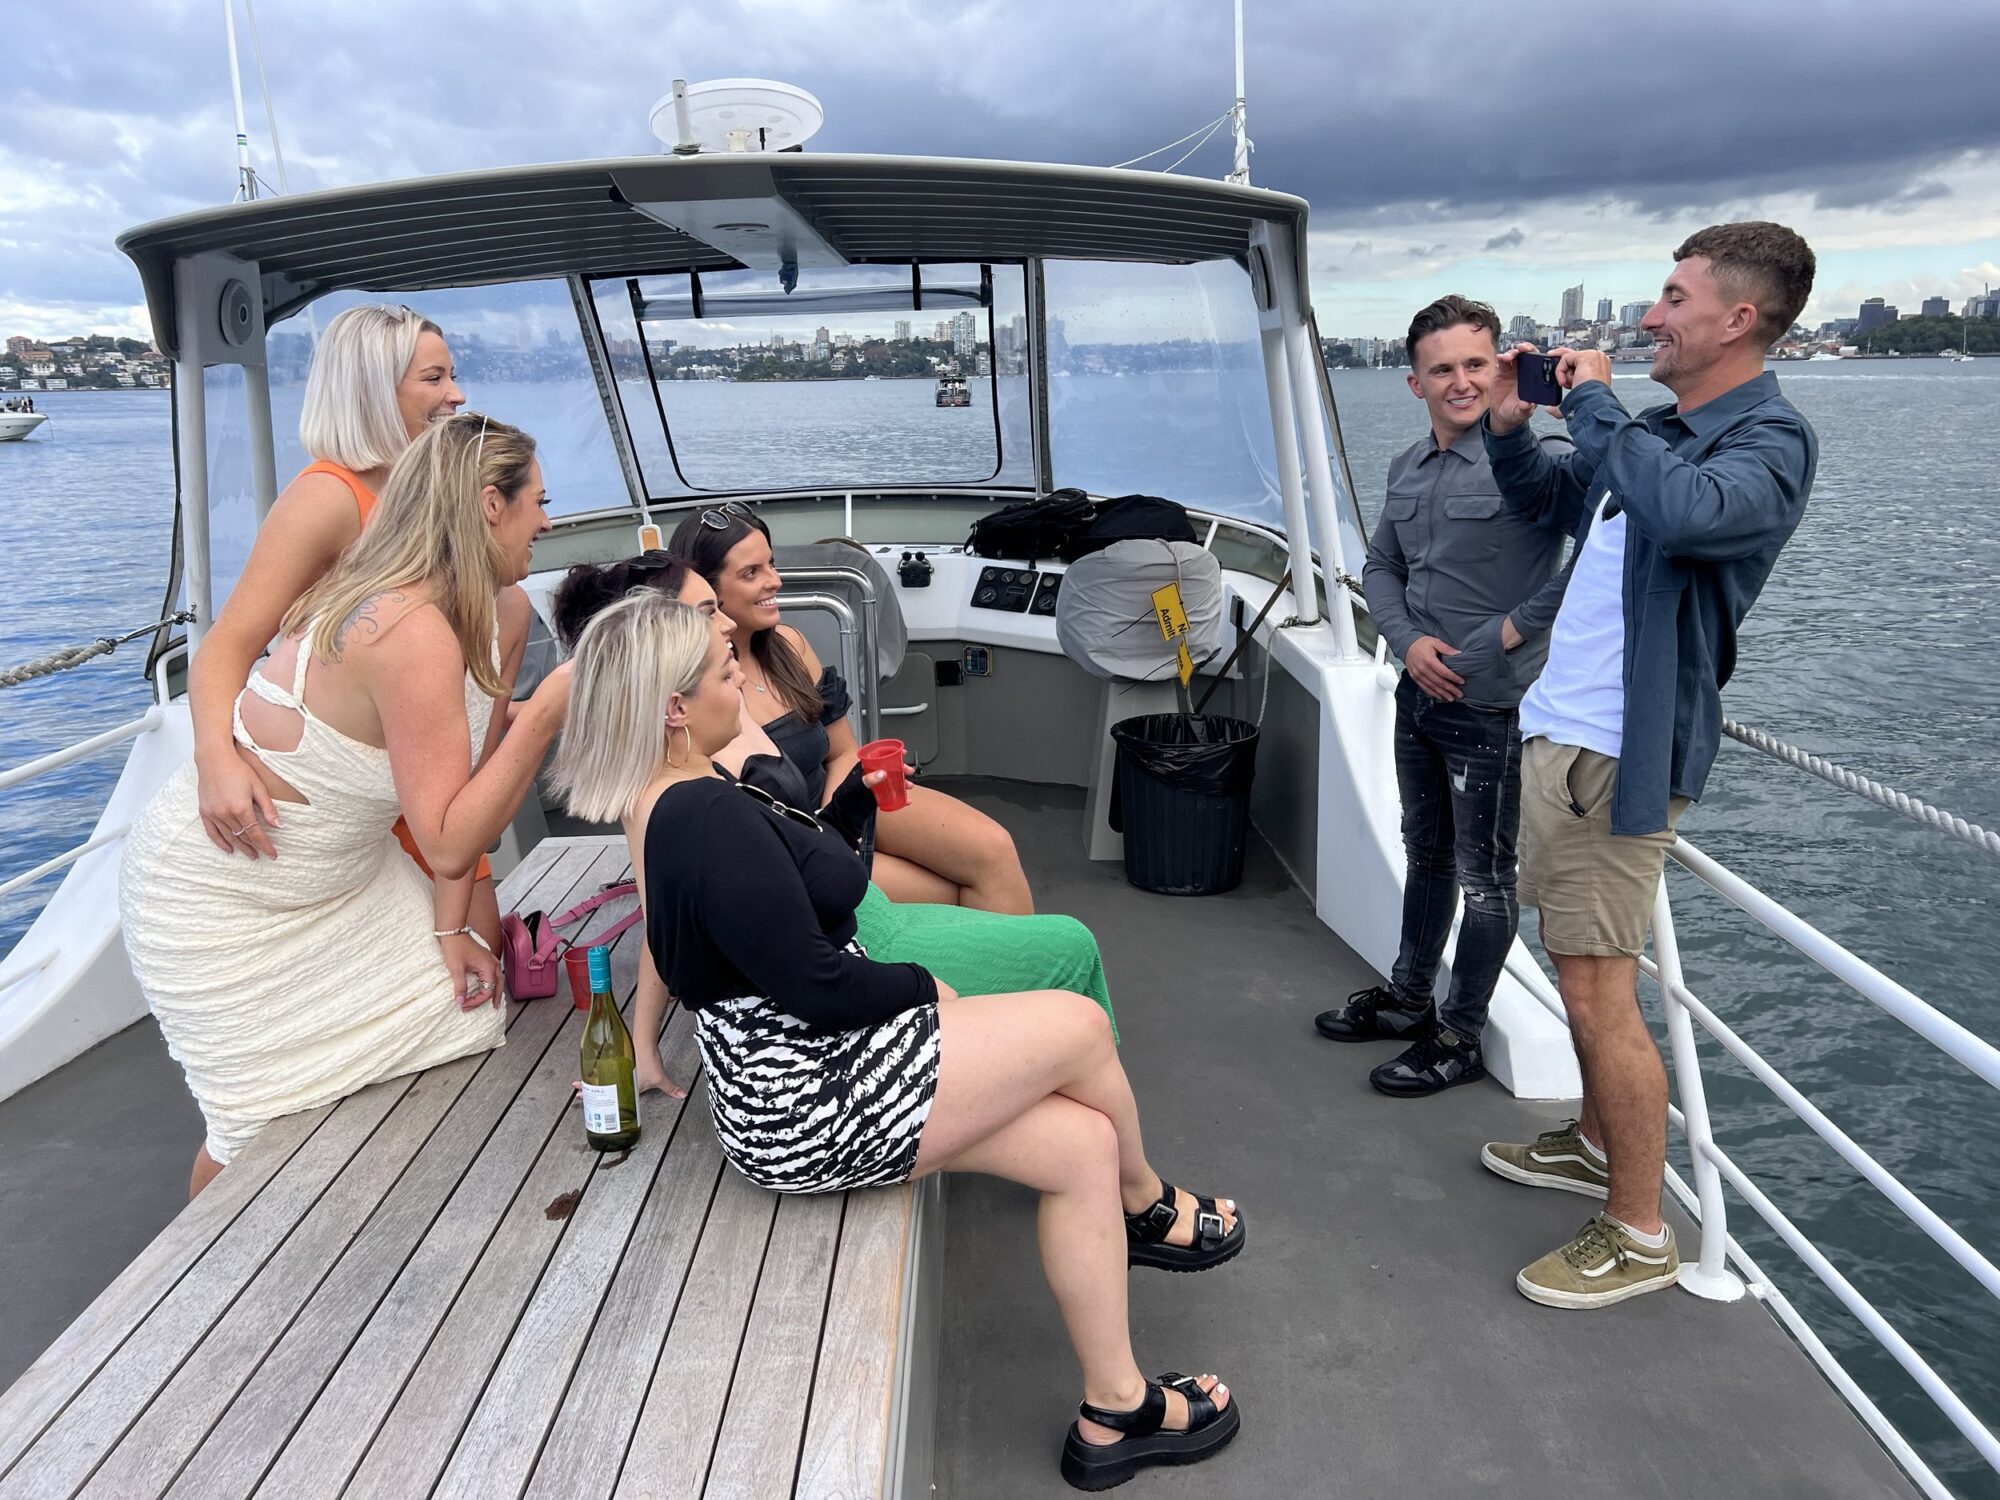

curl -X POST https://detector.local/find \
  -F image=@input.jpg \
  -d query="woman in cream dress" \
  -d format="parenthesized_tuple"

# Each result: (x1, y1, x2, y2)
(121, 413, 571, 1196)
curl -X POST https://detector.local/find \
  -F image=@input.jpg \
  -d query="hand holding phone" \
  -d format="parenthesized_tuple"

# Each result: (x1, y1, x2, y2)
(1514, 352, 1564, 406)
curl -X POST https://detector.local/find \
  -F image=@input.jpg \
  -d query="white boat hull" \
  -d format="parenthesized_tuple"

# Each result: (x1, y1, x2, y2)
(0, 412, 48, 441)
(0, 708, 187, 1104)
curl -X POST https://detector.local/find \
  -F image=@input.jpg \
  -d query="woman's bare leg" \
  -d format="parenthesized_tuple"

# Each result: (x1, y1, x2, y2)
(913, 992, 1236, 1242)
(868, 850, 960, 907)
(631, 947, 686, 1098)
(929, 1067, 1232, 1442)
(875, 784, 1033, 915)
(190, 1146, 224, 1200)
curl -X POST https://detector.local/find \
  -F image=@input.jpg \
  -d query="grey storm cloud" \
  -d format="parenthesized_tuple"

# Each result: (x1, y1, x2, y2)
(4, 0, 1999, 313)
(1484, 227, 1525, 252)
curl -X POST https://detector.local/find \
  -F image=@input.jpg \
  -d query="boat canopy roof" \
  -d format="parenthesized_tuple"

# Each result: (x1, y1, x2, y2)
(117, 153, 1311, 357)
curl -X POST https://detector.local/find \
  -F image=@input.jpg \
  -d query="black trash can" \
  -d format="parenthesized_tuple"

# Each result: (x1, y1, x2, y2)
(1109, 713, 1260, 895)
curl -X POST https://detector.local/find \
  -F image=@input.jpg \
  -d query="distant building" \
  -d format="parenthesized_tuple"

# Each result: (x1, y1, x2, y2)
(1921, 296, 1950, 319)
(1856, 298, 1895, 334)
(893, 320, 911, 342)
(5, 336, 35, 356)
(1596, 297, 1613, 323)
(1619, 301, 1650, 327)
(814, 325, 832, 347)
(1962, 289, 1999, 319)
(1560, 283, 1585, 327)
(1506, 314, 1539, 343)
(951, 310, 978, 353)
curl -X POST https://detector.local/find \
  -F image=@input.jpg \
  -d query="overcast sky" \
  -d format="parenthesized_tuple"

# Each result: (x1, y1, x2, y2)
(5, 0, 1998, 343)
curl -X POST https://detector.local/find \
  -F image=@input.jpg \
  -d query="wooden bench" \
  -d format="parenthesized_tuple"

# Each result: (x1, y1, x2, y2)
(0, 836, 941, 1499)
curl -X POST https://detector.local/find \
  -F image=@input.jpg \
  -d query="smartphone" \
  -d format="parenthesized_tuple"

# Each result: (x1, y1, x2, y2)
(1515, 352, 1564, 406)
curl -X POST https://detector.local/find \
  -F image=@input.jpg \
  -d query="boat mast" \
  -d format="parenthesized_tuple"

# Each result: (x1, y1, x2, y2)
(1227, 0, 1251, 185)
(222, 0, 258, 201)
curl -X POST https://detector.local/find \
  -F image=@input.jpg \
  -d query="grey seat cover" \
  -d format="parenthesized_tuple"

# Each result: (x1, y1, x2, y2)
(1056, 539, 1226, 683)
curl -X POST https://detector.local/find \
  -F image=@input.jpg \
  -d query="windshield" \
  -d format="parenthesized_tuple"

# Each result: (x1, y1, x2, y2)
(614, 262, 1035, 494)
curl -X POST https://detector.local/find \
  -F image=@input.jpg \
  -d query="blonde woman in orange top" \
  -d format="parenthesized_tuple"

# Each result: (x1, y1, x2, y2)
(185, 304, 517, 950)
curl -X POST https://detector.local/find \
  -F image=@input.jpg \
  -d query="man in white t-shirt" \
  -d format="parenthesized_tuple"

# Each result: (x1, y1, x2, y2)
(1476, 223, 1820, 1309)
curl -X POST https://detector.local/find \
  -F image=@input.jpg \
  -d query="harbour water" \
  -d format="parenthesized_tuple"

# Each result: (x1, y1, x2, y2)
(1, 360, 1995, 1492)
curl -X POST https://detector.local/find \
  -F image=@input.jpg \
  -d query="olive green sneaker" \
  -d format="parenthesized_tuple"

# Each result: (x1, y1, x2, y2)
(1518, 1214, 1679, 1309)
(1479, 1119, 1609, 1199)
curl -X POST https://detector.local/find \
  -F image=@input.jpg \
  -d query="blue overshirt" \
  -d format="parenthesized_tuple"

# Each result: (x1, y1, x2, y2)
(1482, 371, 1818, 835)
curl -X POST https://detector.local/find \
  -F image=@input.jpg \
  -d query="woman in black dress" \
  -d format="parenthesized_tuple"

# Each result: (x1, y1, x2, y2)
(669, 506, 1036, 915)
(552, 591, 1245, 1491)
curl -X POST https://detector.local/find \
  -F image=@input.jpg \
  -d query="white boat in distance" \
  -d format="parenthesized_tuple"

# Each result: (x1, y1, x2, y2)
(0, 410, 48, 441)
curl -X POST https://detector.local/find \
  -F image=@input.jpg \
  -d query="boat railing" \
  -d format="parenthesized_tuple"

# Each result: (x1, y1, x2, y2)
(1506, 833, 1997, 1498)
(0, 643, 183, 991)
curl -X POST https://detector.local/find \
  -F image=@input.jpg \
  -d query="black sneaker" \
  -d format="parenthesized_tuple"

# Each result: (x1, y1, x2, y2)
(1370, 1025, 1488, 1097)
(1315, 985, 1434, 1043)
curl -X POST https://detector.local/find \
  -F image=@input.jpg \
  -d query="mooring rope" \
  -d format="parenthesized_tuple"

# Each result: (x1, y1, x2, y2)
(0, 612, 195, 690)
(1721, 719, 2000, 860)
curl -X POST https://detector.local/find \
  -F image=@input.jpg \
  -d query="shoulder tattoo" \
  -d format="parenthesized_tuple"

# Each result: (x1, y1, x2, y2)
(332, 590, 410, 654)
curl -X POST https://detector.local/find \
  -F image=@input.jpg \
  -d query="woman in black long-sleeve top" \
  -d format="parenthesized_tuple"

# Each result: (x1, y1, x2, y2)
(552, 591, 1245, 1492)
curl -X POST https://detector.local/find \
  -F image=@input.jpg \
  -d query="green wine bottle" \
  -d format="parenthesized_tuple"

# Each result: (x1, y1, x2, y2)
(578, 945, 640, 1151)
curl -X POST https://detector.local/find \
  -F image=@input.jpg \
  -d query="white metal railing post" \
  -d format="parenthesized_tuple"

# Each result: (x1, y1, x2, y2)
(1650, 881, 1746, 1301)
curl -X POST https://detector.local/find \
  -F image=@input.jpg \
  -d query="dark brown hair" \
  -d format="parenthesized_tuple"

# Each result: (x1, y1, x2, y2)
(666, 508, 823, 720)
(1673, 222, 1816, 349)
(551, 551, 692, 650)
(1404, 295, 1502, 366)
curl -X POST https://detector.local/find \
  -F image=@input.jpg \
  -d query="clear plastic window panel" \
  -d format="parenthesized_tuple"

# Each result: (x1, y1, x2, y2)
(627, 262, 1034, 493)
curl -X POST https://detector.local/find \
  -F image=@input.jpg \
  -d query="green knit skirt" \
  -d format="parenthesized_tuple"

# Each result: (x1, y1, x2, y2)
(852, 882, 1117, 1040)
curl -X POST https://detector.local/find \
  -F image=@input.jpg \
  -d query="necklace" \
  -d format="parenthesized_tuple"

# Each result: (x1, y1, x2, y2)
(748, 663, 769, 694)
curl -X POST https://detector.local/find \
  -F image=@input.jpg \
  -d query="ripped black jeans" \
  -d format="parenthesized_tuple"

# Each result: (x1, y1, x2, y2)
(1389, 673, 1522, 1040)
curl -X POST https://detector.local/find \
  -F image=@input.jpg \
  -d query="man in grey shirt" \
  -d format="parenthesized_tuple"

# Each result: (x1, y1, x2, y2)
(1316, 295, 1569, 1096)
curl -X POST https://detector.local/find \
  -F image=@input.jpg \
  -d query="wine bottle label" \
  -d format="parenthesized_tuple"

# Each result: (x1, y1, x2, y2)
(581, 1082, 624, 1135)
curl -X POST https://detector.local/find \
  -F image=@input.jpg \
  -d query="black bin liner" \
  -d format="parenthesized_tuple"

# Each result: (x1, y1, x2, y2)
(1109, 714, 1260, 896)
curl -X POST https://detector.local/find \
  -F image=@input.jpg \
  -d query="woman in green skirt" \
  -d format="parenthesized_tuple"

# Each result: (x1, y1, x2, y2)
(550, 557, 1115, 1095)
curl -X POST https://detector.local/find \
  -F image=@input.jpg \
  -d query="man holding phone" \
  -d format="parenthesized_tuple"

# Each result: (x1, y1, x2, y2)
(1478, 222, 1818, 1309)
(1317, 296, 1569, 1096)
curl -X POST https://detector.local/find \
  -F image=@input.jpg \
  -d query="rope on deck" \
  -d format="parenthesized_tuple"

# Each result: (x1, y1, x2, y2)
(1722, 719, 2000, 860)
(0, 611, 195, 690)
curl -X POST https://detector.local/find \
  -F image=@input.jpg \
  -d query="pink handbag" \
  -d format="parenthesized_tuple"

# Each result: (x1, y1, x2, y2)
(500, 881, 641, 999)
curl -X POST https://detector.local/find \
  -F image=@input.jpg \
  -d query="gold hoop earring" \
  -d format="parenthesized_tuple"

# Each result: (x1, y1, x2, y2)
(666, 724, 691, 768)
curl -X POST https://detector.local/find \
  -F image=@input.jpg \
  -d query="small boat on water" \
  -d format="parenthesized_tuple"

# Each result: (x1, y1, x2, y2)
(0, 410, 48, 441)
(934, 373, 970, 407)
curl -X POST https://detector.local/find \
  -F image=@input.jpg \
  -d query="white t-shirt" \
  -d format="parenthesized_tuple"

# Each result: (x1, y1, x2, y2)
(1520, 494, 1626, 757)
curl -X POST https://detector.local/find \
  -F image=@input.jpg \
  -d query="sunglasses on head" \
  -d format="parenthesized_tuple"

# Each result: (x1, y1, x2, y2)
(699, 500, 758, 531)
(736, 781, 824, 835)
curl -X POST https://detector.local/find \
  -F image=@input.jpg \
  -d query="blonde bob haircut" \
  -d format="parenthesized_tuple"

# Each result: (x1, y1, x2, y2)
(281, 411, 535, 700)
(551, 591, 715, 823)
(298, 303, 445, 472)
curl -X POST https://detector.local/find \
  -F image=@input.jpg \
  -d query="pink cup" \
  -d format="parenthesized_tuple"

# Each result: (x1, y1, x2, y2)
(858, 739, 909, 811)
(564, 946, 594, 1010)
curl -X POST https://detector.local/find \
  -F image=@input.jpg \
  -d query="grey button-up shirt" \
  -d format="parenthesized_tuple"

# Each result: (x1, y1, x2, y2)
(1363, 425, 1572, 710)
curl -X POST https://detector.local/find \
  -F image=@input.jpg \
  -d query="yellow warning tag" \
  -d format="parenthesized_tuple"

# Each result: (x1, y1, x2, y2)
(1151, 583, 1194, 686)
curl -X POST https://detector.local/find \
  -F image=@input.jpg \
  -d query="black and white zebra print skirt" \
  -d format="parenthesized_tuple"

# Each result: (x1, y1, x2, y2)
(694, 990, 940, 1194)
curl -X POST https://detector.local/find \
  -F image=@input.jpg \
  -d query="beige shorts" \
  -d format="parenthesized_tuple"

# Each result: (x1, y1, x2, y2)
(1517, 738, 1690, 959)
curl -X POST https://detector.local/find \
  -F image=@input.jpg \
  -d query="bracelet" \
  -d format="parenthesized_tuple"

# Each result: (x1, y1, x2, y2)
(434, 926, 473, 938)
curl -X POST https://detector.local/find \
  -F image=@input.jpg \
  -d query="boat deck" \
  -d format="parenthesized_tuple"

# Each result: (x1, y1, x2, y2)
(0, 838, 926, 1500)
(0, 779, 1917, 1497)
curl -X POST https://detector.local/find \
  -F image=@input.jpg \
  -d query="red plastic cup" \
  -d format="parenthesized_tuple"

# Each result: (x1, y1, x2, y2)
(857, 738, 909, 811)
(564, 946, 593, 1010)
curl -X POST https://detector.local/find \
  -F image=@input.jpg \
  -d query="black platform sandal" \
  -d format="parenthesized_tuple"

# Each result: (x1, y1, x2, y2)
(1060, 1371, 1241, 1491)
(1126, 1181, 1245, 1273)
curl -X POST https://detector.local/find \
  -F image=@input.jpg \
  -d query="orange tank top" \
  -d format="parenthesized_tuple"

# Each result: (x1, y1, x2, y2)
(299, 459, 378, 528)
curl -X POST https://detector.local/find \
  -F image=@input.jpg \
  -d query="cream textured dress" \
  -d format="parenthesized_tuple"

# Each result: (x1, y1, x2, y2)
(120, 624, 507, 1163)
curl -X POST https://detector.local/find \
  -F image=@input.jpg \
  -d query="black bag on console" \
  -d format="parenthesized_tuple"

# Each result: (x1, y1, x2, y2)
(1061, 493, 1197, 562)
(967, 488, 1095, 564)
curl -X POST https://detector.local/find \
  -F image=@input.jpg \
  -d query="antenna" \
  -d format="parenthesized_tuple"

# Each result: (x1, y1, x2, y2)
(648, 79, 825, 156)
(1227, 0, 1252, 185)
(222, 0, 257, 201)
